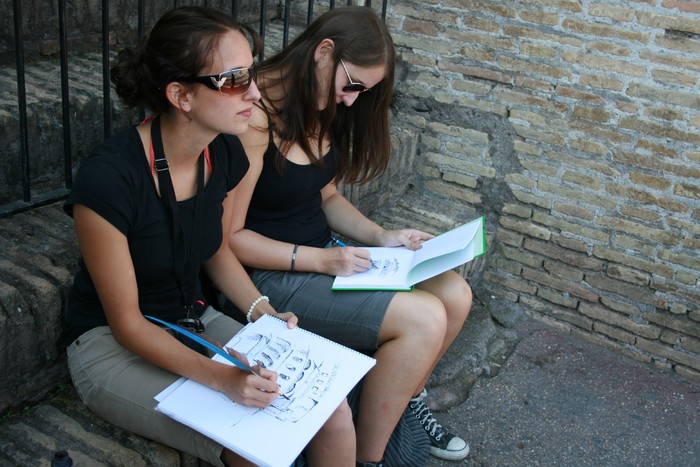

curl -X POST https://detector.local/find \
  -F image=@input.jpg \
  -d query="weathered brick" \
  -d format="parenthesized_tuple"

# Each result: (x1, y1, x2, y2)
(643, 312, 700, 338)
(484, 270, 538, 295)
(562, 18, 649, 42)
(660, 329, 681, 345)
(403, 18, 441, 36)
(579, 73, 624, 91)
(562, 171, 603, 190)
(525, 237, 605, 270)
(675, 365, 700, 383)
(619, 116, 700, 145)
(636, 337, 700, 370)
(502, 245, 544, 268)
(619, 204, 662, 223)
(681, 335, 700, 354)
(662, 0, 700, 14)
(606, 182, 690, 213)
(552, 203, 595, 221)
(629, 172, 673, 190)
(637, 11, 700, 35)
(607, 264, 650, 286)
(550, 233, 590, 254)
(503, 25, 583, 47)
(443, 171, 478, 188)
(561, 50, 647, 77)
(600, 296, 642, 317)
(495, 229, 525, 248)
(585, 272, 668, 309)
(538, 180, 617, 211)
(502, 203, 532, 219)
(651, 68, 698, 88)
(597, 244, 675, 278)
(520, 295, 593, 330)
(534, 212, 612, 244)
(657, 248, 700, 271)
(593, 322, 637, 345)
(537, 286, 579, 308)
(500, 216, 551, 240)
(635, 139, 678, 159)
(523, 267, 600, 302)
(589, 3, 636, 22)
(579, 302, 662, 339)
(627, 82, 700, 110)
(674, 182, 700, 200)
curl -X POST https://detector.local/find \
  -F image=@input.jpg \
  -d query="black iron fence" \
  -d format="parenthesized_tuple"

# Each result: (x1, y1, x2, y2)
(1, 0, 387, 218)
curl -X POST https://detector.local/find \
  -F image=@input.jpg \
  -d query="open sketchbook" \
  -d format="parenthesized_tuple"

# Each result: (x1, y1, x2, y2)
(332, 216, 486, 291)
(155, 314, 375, 467)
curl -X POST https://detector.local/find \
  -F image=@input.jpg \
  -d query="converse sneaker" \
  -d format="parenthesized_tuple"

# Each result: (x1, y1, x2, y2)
(409, 389, 470, 461)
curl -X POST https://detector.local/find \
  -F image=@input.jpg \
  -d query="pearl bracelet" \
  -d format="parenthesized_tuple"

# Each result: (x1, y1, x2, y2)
(246, 295, 269, 323)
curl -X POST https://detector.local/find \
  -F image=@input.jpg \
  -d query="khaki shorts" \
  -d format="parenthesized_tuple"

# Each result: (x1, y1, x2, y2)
(67, 307, 242, 466)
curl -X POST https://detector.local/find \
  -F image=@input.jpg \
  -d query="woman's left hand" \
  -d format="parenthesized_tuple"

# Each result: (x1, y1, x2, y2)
(379, 229, 433, 250)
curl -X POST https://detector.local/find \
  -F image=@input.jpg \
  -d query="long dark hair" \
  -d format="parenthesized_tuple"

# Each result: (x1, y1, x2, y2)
(110, 6, 262, 114)
(257, 6, 395, 184)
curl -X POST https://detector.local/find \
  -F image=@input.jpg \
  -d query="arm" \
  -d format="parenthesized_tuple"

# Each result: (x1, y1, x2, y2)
(203, 183, 297, 327)
(321, 181, 432, 249)
(73, 204, 281, 407)
(229, 120, 372, 277)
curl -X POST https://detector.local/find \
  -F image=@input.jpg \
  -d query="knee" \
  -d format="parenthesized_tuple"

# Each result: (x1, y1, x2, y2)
(443, 274, 473, 325)
(322, 399, 355, 437)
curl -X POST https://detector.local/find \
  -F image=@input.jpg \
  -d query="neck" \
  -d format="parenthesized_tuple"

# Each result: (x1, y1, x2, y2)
(157, 113, 213, 168)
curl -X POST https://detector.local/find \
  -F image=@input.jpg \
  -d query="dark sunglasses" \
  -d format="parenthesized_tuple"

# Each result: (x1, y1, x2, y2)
(181, 66, 256, 95)
(340, 60, 370, 93)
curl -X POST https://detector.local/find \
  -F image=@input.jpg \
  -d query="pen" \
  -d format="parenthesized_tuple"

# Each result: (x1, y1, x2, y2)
(225, 347, 291, 400)
(332, 237, 347, 247)
(146, 315, 290, 400)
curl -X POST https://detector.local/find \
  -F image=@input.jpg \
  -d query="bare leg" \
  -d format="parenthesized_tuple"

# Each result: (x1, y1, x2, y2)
(306, 400, 356, 467)
(413, 271, 472, 392)
(355, 290, 446, 463)
(221, 448, 257, 466)
(221, 400, 354, 467)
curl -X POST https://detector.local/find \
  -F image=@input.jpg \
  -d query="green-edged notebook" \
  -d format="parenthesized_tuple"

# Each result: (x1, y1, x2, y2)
(332, 216, 486, 291)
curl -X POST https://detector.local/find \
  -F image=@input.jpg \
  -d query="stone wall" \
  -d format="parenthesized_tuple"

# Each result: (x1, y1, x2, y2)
(383, 0, 700, 382)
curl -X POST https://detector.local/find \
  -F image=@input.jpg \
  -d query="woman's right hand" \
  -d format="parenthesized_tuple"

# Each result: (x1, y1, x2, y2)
(219, 349, 283, 408)
(323, 245, 373, 276)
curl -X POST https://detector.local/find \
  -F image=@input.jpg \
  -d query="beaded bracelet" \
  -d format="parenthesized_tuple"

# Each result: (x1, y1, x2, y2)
(246, 295, 269, 323)
(290, 243, 299, 272)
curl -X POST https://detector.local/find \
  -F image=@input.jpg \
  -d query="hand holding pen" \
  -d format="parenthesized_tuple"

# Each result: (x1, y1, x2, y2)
(225, 347, 290, 402)
(329, 237, 373, 276)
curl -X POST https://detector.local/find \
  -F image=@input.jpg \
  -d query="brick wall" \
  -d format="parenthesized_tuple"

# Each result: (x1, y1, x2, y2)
(385, 1, 700, 382)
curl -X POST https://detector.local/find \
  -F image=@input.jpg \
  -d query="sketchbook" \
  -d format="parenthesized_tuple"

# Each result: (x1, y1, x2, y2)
(332, 216, 487, 291)
(155, 314, 375, 467)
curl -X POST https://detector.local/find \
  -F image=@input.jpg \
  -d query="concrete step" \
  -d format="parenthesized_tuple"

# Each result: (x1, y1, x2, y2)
(0, 385, 201, 466)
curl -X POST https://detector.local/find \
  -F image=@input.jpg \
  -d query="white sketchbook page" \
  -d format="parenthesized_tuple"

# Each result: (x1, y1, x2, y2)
(410, 217, 483, 268)
(331, 246, 415, 289)
(156, 315, 376, 467)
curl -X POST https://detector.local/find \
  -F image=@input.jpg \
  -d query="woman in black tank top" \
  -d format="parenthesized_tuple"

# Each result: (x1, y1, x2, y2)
(229, 6, 473, 465)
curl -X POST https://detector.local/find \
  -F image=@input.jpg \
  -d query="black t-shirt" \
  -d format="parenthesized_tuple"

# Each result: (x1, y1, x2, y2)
(245, 139, 337, 247)
(63, 127, 249, 341)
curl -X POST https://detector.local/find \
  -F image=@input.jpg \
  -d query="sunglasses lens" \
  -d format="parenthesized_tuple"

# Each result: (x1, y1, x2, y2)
(343, 83, 368, 93)
(219, 67, 255, 95)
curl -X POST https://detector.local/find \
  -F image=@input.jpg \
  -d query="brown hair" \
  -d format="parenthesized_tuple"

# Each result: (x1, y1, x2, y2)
(257, 6, 396, 184)
(110, 6, 262, 114)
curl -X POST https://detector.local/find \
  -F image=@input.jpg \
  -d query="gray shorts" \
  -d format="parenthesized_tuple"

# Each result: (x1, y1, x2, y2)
(246, 268, 395, 352)
(66, 308, 242, 466)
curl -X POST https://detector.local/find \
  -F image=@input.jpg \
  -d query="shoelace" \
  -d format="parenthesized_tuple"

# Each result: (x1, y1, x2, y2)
(410, 399, 445, 440)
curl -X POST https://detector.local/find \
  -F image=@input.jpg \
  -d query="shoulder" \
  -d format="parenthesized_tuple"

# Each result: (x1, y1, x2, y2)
(79, 128, 143, 178)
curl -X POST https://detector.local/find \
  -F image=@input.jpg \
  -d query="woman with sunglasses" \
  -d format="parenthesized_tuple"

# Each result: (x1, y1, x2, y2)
(62, 6, 354, 466)
(227, 6, 472, 466)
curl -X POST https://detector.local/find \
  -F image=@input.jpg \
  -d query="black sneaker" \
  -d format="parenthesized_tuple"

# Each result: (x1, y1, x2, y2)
(409, 389, 470, 461)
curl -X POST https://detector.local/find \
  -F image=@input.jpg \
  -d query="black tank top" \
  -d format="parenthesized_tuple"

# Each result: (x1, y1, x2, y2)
(245, 138, 338, 247)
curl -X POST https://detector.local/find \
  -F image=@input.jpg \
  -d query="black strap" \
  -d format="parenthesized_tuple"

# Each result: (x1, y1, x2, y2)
(150, 115, 206, 321)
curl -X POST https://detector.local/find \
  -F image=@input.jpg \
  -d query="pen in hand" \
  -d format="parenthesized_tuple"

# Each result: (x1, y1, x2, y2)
(225, 347, 290, 400)
(331, 236, 347, 247)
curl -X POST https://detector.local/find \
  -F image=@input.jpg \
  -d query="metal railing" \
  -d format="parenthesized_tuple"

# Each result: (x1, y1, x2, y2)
(2, 0, 387, 218)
